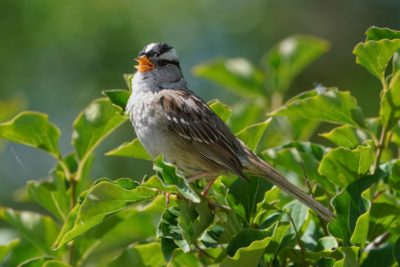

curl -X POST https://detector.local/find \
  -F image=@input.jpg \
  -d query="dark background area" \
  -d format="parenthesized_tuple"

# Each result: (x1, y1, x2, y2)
(1, 0, 399, 207)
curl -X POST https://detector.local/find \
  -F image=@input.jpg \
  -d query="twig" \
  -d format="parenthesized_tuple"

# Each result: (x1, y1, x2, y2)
(287, 213, 307, 267)
(365, 232, 390, 252)
(299, 161, 329, 236)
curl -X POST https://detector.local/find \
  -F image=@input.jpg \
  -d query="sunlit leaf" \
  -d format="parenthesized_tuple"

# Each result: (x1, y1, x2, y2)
(193, 58, 265, 98)
(328, 170, 386, 245)
(0, 208, 61, 256)
(321, 125, 363, 148)
(108, 242, 165, 267)
(53, 179, 157, 249)
(380, 71, 400, 130)
(365, 26, 400, 41)
(208, 99, 232, 122)
(236, 120, 269, 151)
(72, 98, 126, 161)
(0, 239, 19, 262)
(270, 87, 364, 127)
(318, 143, 375, 188)
(0, 112, 61, 157)
(353, 39, 400, 80)
(153, 156, 200, 203)
(265, 35, 329, 93)
(102, 89, 130, 112)
(105, 138, 151, 161)
(221, 223, 290, 266)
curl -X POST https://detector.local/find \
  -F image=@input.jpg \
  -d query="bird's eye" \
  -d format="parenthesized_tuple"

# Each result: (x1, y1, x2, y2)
(158, 59, 169, 66)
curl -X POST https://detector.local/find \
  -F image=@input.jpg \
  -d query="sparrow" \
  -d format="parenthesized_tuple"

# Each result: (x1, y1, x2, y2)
(126, 43, 335, 221)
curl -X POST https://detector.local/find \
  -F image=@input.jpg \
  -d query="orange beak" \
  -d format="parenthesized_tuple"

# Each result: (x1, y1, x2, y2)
(135, 55, 155, 72)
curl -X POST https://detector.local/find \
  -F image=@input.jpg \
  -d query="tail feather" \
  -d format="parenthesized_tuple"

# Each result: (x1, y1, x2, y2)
(246, 155, 335, 222)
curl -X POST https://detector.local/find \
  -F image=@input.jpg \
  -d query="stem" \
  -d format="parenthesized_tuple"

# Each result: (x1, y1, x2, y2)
(299, 162, 329, 236)
(287, 213, 307, 267)
(374, 125, 388, 172)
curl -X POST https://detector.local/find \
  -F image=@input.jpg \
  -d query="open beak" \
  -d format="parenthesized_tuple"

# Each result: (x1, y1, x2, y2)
(135, 55, 155, 73)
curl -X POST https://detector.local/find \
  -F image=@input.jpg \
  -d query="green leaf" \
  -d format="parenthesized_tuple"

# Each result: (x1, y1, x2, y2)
(178, 198, 214, 244)
(394, 237, 400, 265)
(0, 208, 61, 256)
(105, 138, 151, 161)
(333, 246, 359, 267)
(0, 239, 19, 262)
(361, 244, 394, 267)
(380, 71, 400, 130)
(368, 194, 400, 241)
(365, 26, 400, 41)
(208, 99, 232, 122)
(321, 125, 362, 148)
(227, 177, 272, 224)
(19, 258, 72, 267)
(236, 120, 269, 151)
(27, 170, 70, 221)
(102, 89, 131, 112)
(153, 156, 200, 203)
(262, 141, 335, 193)
(0, 111, 61, 157)
(318, 143, 375, 188)
(328, 170, 386, 245)
(229, 101, 265, 133)
(0, 239, 42, 267)
(72, 98, 127, 160)
(123, 73, 134, 91)
(158, 207, 189, 253)
(265, 35, 329, 93)
(221, 223, 290, 266)
(353, 39, 400, 80)
(109, 242, 165, 267)
(270, 87, 364, 127)
(53, 179, 157, 249)
(193, 58, 265, 98)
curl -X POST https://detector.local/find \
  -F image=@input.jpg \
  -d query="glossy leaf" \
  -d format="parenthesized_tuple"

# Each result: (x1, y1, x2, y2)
(353, 39, 400, 79)
(153, 156, 200, 203)
(178, 198, 214, 244)
(236, 120, 269, 151)
(221, 223, 290, 266)
(227, 177, 272, 224)
(193, 57, 265, 97)
(53, 179, 157, 249)
(208, 99, 232, 122)
(109, 242, 165, 267)
(321, 125, 362, 148)
(265, 35, 329, 93)
(328, 170, 386, 245)
(365, 26, 400, 41)
(27, 170, 70, 221)
(0, 239, 19, 262)
(102, 89, 131, 112)
(270, 87, 364, 127)
(333, 246, 359, 267)
(262, 141, 335, 192)
(105, 138, 151, 160)
(380, 71, 400, 130)
(0, 111, 60, 157)
(0, 208, 61, 256)
(318, 143, 375, 188)
(72, 98, 126, 160)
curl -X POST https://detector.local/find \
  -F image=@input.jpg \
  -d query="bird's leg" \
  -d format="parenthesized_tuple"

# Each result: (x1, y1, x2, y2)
(201, 177, 217, 196)
(187, 171, 211, 182)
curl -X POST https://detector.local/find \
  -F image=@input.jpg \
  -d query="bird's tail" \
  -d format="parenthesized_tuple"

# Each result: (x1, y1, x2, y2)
(245, 154, 335, 222)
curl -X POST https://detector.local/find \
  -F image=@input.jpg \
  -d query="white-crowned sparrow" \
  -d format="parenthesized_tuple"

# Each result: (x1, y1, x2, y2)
(126, 43, 334, 221)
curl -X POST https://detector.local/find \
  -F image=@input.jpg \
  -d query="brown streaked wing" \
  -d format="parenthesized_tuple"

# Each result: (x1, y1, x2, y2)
(159, 89, 246, 178)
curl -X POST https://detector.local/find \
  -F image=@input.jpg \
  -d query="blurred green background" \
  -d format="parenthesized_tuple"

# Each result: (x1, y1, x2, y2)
(1, 0, 399, 208)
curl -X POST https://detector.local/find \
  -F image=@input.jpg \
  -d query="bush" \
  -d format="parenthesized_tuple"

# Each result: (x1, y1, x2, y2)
(1, 27, 400, 267)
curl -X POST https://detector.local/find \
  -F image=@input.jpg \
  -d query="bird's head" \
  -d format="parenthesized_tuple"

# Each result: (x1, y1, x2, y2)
(135, 43, 180, 73)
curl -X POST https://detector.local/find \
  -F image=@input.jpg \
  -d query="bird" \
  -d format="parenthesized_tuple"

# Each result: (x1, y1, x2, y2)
(126, 43, 335, 221)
